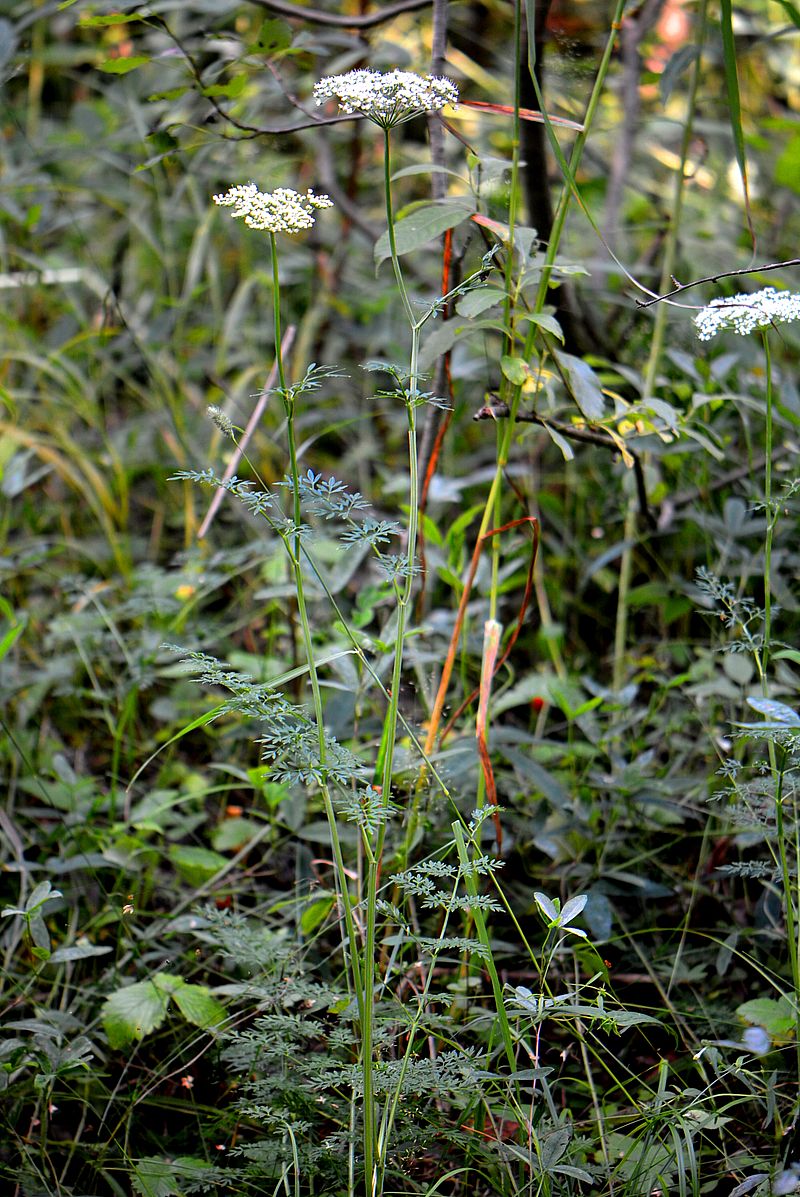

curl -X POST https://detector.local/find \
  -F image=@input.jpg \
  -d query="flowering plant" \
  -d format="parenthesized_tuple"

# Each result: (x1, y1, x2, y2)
(212, 184, 332, 235)
(694, 285, 800, 340)
(313, 68, 458, 128)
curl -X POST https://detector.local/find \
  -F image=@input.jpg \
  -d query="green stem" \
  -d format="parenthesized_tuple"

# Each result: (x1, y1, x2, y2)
(642, 0, 707, 398)
(269, 233, 365, 1030)
(761, 330, 774, 680)
(383, 127, 415, 330)
(363, 132, 423, 1197)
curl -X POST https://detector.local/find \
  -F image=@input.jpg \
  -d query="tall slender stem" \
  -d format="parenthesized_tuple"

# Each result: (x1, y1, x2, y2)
(761, 330, 774, 681)
(269, 233, 365, 1031)
(363, 128, 423, 1197)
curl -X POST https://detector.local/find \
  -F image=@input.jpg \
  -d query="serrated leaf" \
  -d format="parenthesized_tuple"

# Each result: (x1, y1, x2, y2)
(552, 350, 606, 421)
(98, 56, 151, 74)
(170, 982, 226, 1031)
(745, 696, 800, 725)
(102, 981, 170, 1049)
(374, 200, 472, 268)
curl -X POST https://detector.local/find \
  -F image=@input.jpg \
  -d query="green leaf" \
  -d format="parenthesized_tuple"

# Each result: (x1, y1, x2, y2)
(102, 980, 170, 1049)
(49, 943, 113, 964)
(552, 350, 606, 421)
(98, 56, 151, 75)
(520, 311, 564, 341)
(719, 0, 752, 234)
(202, 74, 247, 100)
(26, 880, 63, 912)
(80, 12, 146, 26)
(168, 844, 229, 886)
(456, 286, 506, 317)
(170, 982, 226, 1031)
(501, 355, 530, 386)
(374, 200, 473, 268)
(211, 816, 263, 852)
(737, 997, 796, 1038)
(773, 0, 800, 29)
(301, 895, 335, 935)
(745, 696, 800, 725)
(251, 18, 293, 53)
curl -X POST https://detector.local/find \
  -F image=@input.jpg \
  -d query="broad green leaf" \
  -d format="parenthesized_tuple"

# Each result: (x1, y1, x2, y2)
(102, 981, 170, 1049)
(98, 56, 151, 74)
(168, 844, 229, 886)
(49, 943, 113, 964)
(374, 200, 473, 268)
(131, 1157, 211, 1197)
(737, 997, 796, 1038)
(519, 311, 564, 341)
(501, 355, 530, 386)
(80, 12, 146, 26)
(202, 74, 247, 99)
(301, 895, 335, 935)
(170, 982, 226, 1031)
(745, 696, 800, 725)
(251, 18, 293, 53)
(211, 816, 264, 852)
(456, 286, 506, 317)
(552, 350, 606, 421)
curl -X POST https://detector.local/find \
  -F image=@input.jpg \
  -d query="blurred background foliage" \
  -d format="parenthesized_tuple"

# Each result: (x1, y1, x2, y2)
(3, 1, 800, 1194)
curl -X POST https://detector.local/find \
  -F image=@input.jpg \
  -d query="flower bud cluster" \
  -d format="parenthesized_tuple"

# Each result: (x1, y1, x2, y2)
(313, 69, 458, 128)
(212, 184, 333, 235)
(694, 286, 800, 340)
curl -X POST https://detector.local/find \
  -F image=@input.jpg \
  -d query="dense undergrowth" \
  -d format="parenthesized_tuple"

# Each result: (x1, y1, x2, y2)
(2, 2, 800, 1194)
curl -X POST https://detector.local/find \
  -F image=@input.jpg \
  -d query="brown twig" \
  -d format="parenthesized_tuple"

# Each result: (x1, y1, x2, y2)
(473, 402, 655, 528)
(244, 0, 433, 28)
(636, 259, 800, 309)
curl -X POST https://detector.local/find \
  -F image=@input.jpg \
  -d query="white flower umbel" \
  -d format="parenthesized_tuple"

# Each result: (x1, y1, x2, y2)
(313, 69, 458, 128)
(694, 286, 800, 341)
(212, 184, 333, 235)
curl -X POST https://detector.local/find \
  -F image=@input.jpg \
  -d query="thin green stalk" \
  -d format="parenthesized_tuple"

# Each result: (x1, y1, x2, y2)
(761, 330, 775, 679)
(757, 331, 800, 1069)
(269, 234, 365, 1034)
(363, 133, 424, 1197)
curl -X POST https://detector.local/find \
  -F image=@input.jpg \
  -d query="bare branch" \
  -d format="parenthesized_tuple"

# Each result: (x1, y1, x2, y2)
(244, 0, 434, 29)
(636, 259, 800, 309)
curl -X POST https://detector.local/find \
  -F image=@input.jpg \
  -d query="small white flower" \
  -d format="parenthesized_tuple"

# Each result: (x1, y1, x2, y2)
(694, 285, 800, 340)
(212, 184, 333, 235)
(313, 69, 458, 128)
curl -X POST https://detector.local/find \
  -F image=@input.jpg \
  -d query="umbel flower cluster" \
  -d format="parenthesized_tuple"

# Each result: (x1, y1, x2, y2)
(313, 69, 458, 128)
(212, 184, 333, 234)
(694, 286, 800, 340)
